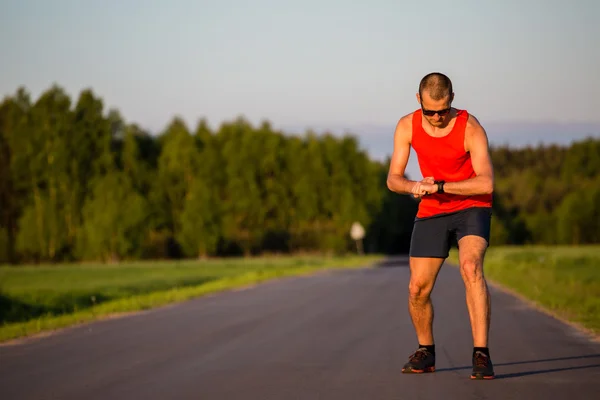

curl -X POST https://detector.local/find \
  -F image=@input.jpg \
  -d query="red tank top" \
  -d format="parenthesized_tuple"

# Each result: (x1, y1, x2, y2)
(411, 108, 492, 218)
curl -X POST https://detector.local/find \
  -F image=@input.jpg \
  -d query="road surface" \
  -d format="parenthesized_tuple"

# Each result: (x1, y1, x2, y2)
(1, 257, 599, 399)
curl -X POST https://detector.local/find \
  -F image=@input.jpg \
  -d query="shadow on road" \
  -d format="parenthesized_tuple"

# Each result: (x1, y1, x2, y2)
(436, 354, 600, 379)
(494, 363, 600, 379)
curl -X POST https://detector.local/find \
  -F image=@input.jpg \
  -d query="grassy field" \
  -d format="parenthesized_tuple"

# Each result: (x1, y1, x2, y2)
(2, 246, 598, 344)
(448, 245, 600, 336)
(0, 255, 383, 343)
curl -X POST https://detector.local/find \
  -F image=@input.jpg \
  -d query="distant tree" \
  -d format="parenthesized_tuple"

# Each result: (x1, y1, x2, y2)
(78, 172, 149, 262)
(15, 85, 72, 261)
(178, 177, 222, 258)
(217, 117, 265, 255)
(153, 117, 199, 256)
(0, 88, 31, 263)
(556, 183, 600, 244)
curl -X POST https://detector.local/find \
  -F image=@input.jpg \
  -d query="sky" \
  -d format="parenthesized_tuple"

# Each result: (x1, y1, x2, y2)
(2, 0, 599, 179)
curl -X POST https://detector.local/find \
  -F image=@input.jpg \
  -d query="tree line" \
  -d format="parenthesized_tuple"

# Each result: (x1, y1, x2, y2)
(488, 138, 599, 246)
(0, 85, 598, 264)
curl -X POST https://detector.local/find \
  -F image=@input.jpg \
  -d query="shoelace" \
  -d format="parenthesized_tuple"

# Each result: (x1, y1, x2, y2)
(474, 352, 489, 367)
(410, 348, 430, 363)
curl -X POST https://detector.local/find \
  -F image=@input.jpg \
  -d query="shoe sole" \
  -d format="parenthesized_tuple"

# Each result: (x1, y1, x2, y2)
(402, 366, 435, 374)
(470, 374, 495, 380)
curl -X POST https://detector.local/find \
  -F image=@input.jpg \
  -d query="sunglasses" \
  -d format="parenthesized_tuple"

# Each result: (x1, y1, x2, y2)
(421, 106, 451, 117)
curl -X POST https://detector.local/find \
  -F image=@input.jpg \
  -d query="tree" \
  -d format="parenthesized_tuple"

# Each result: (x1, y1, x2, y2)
(556, 184, 600, 245)
(0, 88, 31, 263)
(154, 117, 199, 256)
(178, 178, 222, 258)
(218, 117, 265, 255)
(78, 172, 149, 262)
(15, 85, 73, 261)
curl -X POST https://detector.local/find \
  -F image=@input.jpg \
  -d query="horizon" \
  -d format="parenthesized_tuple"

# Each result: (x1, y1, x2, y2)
(2, 0, 599, 180)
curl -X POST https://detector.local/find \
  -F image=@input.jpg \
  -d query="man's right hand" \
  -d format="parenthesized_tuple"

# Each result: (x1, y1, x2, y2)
(411, 177, 435, 198)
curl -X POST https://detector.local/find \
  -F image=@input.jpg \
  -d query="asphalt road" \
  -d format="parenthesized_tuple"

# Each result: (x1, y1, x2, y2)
(1, 257, 599, 400)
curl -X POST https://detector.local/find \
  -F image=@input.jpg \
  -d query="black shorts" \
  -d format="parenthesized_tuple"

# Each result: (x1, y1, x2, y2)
(409, 206, 492, 258)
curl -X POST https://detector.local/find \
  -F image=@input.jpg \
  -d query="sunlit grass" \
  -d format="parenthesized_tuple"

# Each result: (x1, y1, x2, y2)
(0, 255, 383, 343)
(448, 245, 600, 336)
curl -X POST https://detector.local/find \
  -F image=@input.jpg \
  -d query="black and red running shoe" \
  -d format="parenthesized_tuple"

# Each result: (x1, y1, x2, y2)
(471, 350, 495, 380)
(401, 347, 436, 374)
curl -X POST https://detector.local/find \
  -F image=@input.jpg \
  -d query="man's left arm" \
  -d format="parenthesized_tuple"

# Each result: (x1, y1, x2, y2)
(425, 116, 494, 196)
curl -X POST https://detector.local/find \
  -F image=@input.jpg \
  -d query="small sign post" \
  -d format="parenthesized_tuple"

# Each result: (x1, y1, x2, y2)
(350, 221, 365, 255)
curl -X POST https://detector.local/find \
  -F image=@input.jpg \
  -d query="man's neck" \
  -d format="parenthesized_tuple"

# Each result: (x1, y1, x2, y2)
(422, 109, 458, 137)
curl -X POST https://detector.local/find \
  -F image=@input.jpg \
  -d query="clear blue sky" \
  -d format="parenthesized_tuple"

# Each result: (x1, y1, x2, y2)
(2, 0, 599, 176)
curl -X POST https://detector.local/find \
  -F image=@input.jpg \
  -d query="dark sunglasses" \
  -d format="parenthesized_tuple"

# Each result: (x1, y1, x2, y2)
(421, 106, 451, 117)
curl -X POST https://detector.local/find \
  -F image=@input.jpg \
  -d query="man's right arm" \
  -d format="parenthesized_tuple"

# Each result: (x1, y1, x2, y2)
(386, 115, 426, 197)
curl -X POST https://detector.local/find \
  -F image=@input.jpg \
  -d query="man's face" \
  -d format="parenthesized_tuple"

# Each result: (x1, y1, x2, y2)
(418, 91, 453, 127)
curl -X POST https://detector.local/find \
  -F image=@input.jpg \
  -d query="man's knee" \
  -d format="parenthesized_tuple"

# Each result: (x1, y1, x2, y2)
(408, 279, 433, 303)
(460, 257, 484, 284)
(408, 256, 444, 303)
(458, 235, 487, 284)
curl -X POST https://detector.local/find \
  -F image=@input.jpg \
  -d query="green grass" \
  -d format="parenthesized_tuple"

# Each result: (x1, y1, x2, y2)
(0, 255, 383, 343)
(448, 245, 600, 336)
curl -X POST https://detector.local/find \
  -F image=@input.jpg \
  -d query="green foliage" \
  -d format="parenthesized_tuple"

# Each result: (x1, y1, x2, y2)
(16, 196, 67, 260)
(178, 178, 222, 258)
(555, 185, 600, 244)
(155, 117, 199, 238)
(562, 138, 600, 181)
(490, 139, 600, 245)
(0, 86, 411, 263)
(0, 90, 31, 263)
(78, 172, 149, 261)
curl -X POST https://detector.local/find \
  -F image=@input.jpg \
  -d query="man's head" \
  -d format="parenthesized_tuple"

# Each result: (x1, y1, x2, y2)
(416, 72, 454, 127)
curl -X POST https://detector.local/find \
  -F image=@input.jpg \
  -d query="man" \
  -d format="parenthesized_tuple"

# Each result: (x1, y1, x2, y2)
(386, 72, 495, 380)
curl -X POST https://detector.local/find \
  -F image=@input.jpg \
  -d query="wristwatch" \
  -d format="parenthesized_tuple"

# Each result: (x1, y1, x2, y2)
(435, 180, 445, 194)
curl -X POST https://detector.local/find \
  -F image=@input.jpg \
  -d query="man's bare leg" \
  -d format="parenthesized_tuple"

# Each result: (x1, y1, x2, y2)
(457, 235, 490, 347)
(408, 256, 445, 345)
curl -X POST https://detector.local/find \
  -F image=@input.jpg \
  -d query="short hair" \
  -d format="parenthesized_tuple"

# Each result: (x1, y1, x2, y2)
(419, 72, 453, 101)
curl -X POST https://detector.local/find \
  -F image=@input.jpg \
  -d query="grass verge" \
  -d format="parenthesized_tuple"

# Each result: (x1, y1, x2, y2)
(0, 255, 383, 343)
(448, 245, 600, 337)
